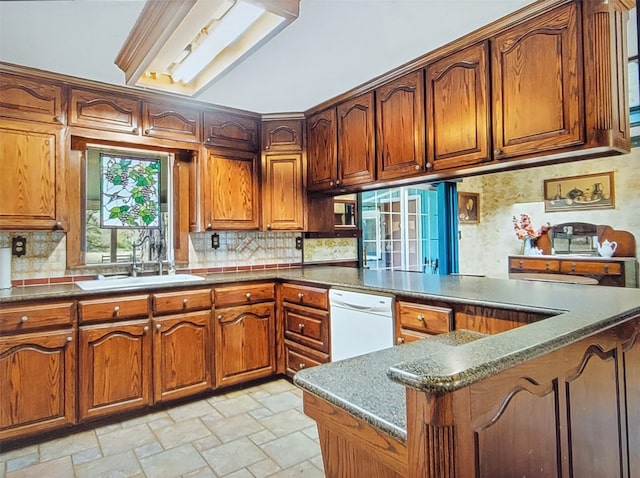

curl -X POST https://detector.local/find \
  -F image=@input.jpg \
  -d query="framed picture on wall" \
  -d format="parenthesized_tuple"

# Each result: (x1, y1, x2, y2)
(544, 171, 615, 212)
(458, 192, 479, 224)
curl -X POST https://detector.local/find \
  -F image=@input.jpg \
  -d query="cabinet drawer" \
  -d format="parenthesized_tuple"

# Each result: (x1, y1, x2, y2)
(281, 283, 328, 309)
(284, 303, 329, 353)
(214, 283, 275, 307)
(285, 340, 329, 377)
(397, 302, 452, 335)
(509, 258, 560, 272)
(0, 301, 74, 333)
(560, 260, 621, 276)
(79, 295, 149, 323)
(153, 289, 212, 315)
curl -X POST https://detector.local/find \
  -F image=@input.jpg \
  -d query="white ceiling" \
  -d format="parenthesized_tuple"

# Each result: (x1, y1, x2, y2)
(0, 0, 637, 114)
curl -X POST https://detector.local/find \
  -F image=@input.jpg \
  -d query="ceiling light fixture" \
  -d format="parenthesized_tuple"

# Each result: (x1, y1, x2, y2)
(115, 0, 299, 97)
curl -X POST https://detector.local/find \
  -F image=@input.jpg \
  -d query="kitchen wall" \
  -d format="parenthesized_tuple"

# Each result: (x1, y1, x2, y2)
(458, 147, 640, 279)
(0, 231, 303, 285)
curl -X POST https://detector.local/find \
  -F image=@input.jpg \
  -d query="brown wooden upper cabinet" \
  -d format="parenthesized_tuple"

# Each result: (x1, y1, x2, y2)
(262, 119, 303, 151)
(491, 2, 583, 159)
(376, 70, 426, 180)
(426, 41, 491, 170)
(69, 88, 141, 135)
(307, 108, 338, 192)
(142, 100, 201, 143)
(0, 72, 64, 125)
(203, 111, 259, 152)
(262, 153, 304, 231)
(202, 148, 260, 230)
(337, 92, 376, 187)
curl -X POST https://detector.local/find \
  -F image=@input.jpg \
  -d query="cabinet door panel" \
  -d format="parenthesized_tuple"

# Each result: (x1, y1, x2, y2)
(204, 112, 258, 151)
(492, 3, 583, 158)
(142, 101, 201, 143)
(69, 88, 140, 134)
(307, 109, 337, 191)
(215, 303, 275, 387)
(376, 70, 426, 180)
(79, 320, 151, 420)
(263, 153, 304, 230)
(0, 329, 75, 441)
(0, 73, 64, 124)
(0, 122, 64, 230)
(204, 150, 259, 230)
(153, 311, 211, 402)
(338, 92, 375, 186)
(427, 42, 490, 169)
(263, 120, 303, 151)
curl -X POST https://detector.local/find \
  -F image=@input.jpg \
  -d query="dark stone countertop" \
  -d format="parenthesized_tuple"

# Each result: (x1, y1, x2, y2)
(4, 266, 640, 441)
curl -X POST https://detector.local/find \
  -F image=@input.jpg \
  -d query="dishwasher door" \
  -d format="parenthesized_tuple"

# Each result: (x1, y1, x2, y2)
(329, 289, 394, 362)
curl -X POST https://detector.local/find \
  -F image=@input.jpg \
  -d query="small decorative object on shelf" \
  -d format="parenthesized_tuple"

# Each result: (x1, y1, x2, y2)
(513, 214, 550, 255)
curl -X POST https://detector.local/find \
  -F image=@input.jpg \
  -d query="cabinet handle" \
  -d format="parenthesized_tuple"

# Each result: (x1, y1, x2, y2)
(545, 262, 550, 271)
(265, 145, 271, 150)
(66, 336, 73, 342)
(571, 263, 576, 272)
(415, 164, 421, 170)
(397, 337, 405, 344)
(143, 326, 149, 332)
(266, 224, 271, 230)
(113, 306, 120, 314)
(518, 260, 523, 268)
(218, 314, 223, 320)
(425, 162, 433, 169)
(335, 180, 341, 186)
(245, 292, 251, 299)
(20, 315, 28, 323)
(604, 264, 609, 274)
(298, 292, 304, 300)
(144, 129, 151, 135)
(206, 223, 212, 230)
(299, 363, 306, 369)
(417, 314, 424, 321)
(329, 181, 334, 187)
(493, 148, 502, 156)
(54, 220, 63, 230)
(156, 323, 162, 330)
(183, 298, 189, 306)
(206, 137, 212, 143)
(132, 127, 139, 134)
(298, 323, 305, 330)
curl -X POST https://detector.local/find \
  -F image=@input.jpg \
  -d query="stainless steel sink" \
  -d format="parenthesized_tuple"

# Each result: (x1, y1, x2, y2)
(75, 273, 205, 291)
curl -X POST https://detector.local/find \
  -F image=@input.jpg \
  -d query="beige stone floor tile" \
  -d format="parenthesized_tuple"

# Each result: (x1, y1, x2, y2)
(201, 437, 267, 476)
(153, 418, 212, 450)
(122, 410, 172, 428)
(168, 400, 217, 422)
(258, 409, 316, 437)
(247, 389, 272, 401)
(71, 446, 103, 465)
(301, 425, 319, 441)
(0, 445, 37, 462)
(139, 443, 207, 478)
(6, 456, 72, 478)
(94, 422, 123, 435)
(221, 469, 254, 478)
(181, 465, 218, 478)
(147, 416, 177, 431)
(248, 429, 277, 446)
(309, 454, 324, 472)
(191, 435, 222, 454)
(247, 457, 282, 478)
(258, 391, 301, 414)
(248, 407, 274, 420)
(259, 431, 320, 469)
(97, 423, 157, 456)
(134, 441, 163, 460)
(211, 395, 263, 418)
(259, 380, 296, 395)
(5, 454, 37, 474)
(269, 460, 325, 478)
(74, 450, 142, 478)
(208, 414, 264, 444)
(38, 429, 98, 462)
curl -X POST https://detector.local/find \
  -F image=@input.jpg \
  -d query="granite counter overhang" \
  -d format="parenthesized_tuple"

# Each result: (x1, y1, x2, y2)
(3, 266, 640, 395)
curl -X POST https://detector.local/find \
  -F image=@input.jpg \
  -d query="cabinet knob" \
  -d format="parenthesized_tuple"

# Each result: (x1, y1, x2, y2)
(218, 314, 223, 320)
(298, 323, 305, 330)
(518, 260, 523, 268)
(20, 315, 28, 323)
(571, 263, 576, 272)
(266, 224, 271, 230)
(54, 116, 63, 124)
(329, 181, 334, 187)
(144, 129, 151, 135)
(425, 162, 433, 169)
(417, 314, 424, 321)
(245, 292, 251, 299)
(335, 180, 341, 186)
(206, 137, 212, 143)
(156, 323, 162, 330)
(206, 223, 212, 230)
(54, 220, 63, 230)
(298, 292, 304, 300)
(545, 262, 550, 271)
(183, 298, 189, 306)
(114, 306, 120, 314)
(66, 336, 73, 342)
(415, 164, 421, 170)
(265, 145, 271, 150)
(397, 337, 405, 344)
(143, 326, 149, 332)
(604, 264, 609, 274)
(493, 148, 502, 156)
(132, 127, 139, 134)
(299, 363, 306, 369)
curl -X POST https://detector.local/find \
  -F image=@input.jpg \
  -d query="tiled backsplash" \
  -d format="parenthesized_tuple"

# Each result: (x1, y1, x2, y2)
(303, 237, 358, 263)
(0, 231, 303, 286)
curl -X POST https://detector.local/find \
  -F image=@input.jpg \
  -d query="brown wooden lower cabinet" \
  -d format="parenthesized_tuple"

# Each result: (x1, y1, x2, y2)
(0, 329, 76, 442)
(304, 313, 640, 478)
(214, 302, 276, 388)
(285, 340, 329, 376)
(79, 319, 152, 421)
(152, 310, 212, 403)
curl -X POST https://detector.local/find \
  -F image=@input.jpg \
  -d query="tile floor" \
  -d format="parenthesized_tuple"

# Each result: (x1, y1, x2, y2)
(0, 378, 325, 478)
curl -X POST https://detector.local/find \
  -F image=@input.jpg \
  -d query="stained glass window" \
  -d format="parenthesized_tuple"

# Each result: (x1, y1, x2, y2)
(100, 153, 161, 228)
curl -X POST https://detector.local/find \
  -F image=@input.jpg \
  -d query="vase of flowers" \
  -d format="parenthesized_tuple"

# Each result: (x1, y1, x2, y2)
(512, 214, 550, 255)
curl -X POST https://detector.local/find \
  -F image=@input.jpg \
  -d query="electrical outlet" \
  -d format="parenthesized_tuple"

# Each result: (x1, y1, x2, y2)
(12, 236, 26, 257)
(295, 236, 303, 250)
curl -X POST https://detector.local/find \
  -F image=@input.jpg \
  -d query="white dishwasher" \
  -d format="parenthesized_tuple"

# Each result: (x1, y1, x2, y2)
(329, 288, 394, 362)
